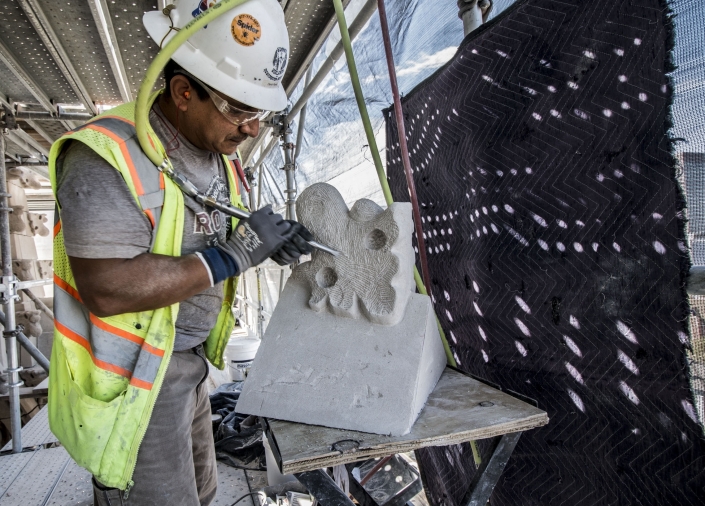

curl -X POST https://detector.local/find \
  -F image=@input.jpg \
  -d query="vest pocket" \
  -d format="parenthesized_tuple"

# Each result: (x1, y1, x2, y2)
(49, 351, 125, 476)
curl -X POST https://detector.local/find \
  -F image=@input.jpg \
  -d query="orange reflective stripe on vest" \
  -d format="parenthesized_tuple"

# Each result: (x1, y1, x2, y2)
(53, 275, 164, 390)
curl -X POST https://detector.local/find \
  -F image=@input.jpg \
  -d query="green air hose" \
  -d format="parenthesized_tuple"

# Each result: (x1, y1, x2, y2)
(331, 0, 456, 367)
(134, 0, 251, 169)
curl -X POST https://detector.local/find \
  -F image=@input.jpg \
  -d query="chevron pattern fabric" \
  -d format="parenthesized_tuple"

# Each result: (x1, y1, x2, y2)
(385, 0, 705, 504)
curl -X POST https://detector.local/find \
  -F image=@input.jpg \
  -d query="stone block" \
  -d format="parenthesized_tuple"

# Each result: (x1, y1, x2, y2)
(13, 259, 37, 282)
(9, 207, 30, 236)
(10, 233, 37, 260)
(237, 183, 446, 436)
(236, 280, 446, 436)
(7, 167, 42, 189)
(27, 213, 50, 237)
(16, 310, 43, 338)
(7, 181, 28, 209)
(36, 260, 53, 279)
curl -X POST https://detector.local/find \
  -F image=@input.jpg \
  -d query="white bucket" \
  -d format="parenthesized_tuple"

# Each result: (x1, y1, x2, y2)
(225, 336, 261, 381)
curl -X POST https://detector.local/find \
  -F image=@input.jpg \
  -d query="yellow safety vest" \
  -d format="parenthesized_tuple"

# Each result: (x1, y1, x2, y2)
(47, 96, 244, 491)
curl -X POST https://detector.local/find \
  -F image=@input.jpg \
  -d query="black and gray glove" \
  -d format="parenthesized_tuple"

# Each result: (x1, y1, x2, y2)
(219, 205, 291, 271)
(271, 220, 314, 266)
(196, 208, 315, 286)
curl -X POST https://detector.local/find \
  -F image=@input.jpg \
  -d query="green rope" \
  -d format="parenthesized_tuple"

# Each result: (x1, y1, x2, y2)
(332, 0, 456, 367)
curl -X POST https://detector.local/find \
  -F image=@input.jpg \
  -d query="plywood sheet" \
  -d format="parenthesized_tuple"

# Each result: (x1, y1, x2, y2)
(268, 368, 548, 473)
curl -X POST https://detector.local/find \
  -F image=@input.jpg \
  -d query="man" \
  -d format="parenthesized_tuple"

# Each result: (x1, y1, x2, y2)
(46, 1, 302, 504)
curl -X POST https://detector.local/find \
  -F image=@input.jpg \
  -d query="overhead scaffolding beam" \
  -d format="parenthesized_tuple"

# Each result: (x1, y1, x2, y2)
(4, 129, 47, 161)
(23, 119, 56, 145)
(283, 0, 352, 97)
(11, 128, 49, 157)
(17, 0, 99, 115)
(0, 38, 54, 112)
(88, 0, 133, 103)
(246, 0, 378, 171)
(0, 90, 11, 110)
(0, 42, 73, 131)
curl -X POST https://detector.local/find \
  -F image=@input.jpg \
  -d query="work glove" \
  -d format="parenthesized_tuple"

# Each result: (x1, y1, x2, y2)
(197, 208, 315, 286)
(271, 220, 315, 266)
(218, 205, 292, 271)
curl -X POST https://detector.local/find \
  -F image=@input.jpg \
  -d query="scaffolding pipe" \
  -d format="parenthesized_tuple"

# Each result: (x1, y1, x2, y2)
(21, 287, 53, 320)
(281, 125, 297, 221)
(457, 0, 492, 36)
(0, 308, 51, 374)
(13, 110, 94, 121)
(256, 166, 265, 339)
(294, 66, 314, 163)
(250, 137, 278, 175)
(0, 133, 23, 452)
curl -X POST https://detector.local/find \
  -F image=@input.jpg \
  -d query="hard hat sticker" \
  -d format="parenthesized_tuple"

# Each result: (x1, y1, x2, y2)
(231, 14, 261, 46)
(263, 47, 287, 82)
(192, 0, 215, 18)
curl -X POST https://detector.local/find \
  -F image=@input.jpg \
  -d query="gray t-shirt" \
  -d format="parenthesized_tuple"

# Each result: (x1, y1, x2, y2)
(56, 104, 239, 351)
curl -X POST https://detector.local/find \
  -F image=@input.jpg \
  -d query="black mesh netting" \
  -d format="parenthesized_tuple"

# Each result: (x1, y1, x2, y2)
(385, 0, 705, 504)
(673, 0, 705, 443)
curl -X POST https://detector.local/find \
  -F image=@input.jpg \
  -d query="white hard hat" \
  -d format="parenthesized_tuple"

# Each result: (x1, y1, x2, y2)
(143, 0, 289, 111)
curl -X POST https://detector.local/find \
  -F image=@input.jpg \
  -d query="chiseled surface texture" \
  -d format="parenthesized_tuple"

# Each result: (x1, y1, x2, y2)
(293, 183, 414, 326)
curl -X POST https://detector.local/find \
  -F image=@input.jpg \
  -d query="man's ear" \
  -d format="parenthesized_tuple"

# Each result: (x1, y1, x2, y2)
(170, 75, 193, 112)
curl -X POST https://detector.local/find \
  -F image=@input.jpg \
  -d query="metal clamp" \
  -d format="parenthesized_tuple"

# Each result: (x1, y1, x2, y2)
(0, 275, 18, 304)
(3, 324, 24, 339)
(156, 158, 171, 173)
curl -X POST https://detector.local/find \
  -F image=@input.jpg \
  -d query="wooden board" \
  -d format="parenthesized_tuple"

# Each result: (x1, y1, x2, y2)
(268, 368, 549, 474)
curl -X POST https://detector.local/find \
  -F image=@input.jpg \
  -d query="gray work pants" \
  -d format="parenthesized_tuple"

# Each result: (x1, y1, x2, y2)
(93, 346, 217, 506)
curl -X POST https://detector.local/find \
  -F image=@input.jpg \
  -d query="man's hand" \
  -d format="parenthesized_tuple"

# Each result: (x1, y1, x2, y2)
(271, 220, 314, 265)
(198, 208, 316, 286)
(218, 205, 292, 271)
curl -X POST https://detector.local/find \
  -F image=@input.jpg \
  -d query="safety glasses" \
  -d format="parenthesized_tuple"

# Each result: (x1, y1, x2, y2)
(175, 71, 269, 125)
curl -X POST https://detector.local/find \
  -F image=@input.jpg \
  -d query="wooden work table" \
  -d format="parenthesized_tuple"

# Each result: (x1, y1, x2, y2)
(264, 367, 549, 505)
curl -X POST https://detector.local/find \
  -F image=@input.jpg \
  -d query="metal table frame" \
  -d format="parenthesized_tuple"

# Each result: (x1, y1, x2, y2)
(287, 432, 522, 506)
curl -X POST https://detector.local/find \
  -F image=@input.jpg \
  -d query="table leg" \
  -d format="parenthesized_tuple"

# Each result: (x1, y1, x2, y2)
(345, 463, 378, 506)
(294, 469, 356, 506)
(462, 432, 522, 506)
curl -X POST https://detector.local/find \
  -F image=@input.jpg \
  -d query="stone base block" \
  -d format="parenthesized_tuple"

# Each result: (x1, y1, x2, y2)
(237, 280, 447, 436)
(10, 233, 37, 260)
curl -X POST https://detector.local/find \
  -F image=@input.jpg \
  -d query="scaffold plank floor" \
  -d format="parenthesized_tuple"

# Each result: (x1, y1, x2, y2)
(1, 405, 57, 452)
(0, 408, 255, 505)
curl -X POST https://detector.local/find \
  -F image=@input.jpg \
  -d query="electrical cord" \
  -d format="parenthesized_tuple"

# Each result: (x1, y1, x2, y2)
(229, 491, 267, 506)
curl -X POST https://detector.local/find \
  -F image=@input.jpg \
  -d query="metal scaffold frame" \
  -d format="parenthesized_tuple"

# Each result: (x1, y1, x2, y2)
(0, 129, 52, 453)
